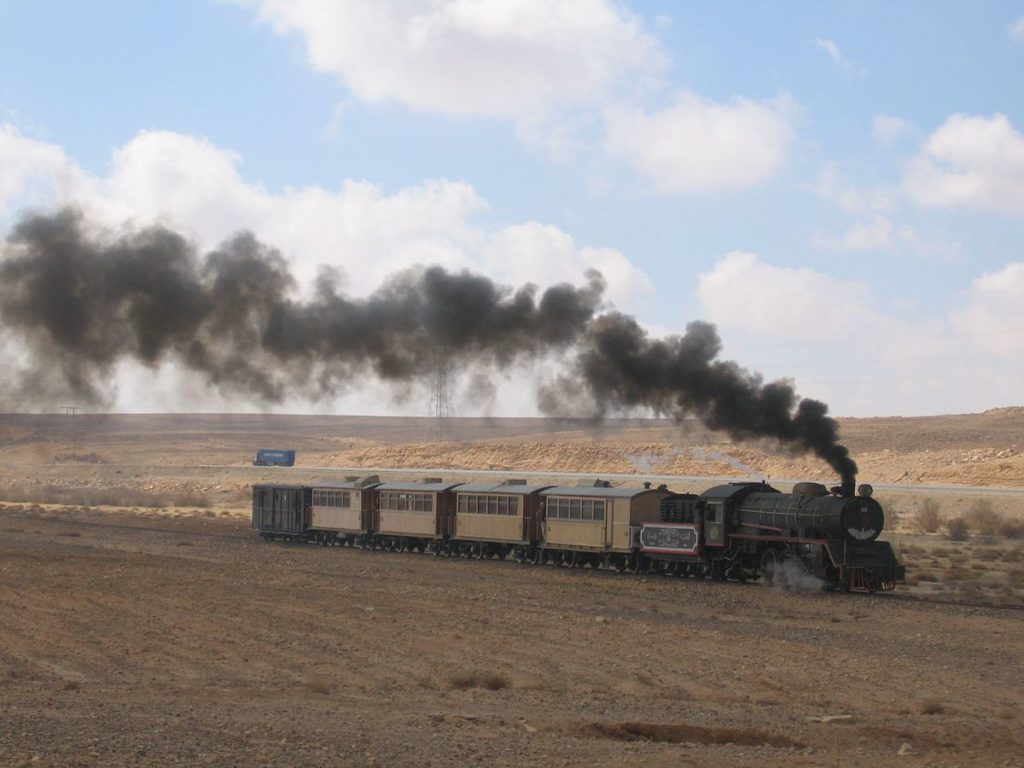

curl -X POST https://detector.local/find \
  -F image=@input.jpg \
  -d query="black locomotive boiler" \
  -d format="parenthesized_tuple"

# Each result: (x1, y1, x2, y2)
(642, 481, 904, 591)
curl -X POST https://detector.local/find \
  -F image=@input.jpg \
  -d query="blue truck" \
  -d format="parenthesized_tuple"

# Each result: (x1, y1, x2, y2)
(252, 448, 296, 467)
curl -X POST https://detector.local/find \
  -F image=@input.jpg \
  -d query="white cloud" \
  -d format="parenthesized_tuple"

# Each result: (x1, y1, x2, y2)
(952, 262, 1024, 355)
(872, 114, 912, 145)
(696, 251, 1024, 416)
(813, 162, 896, 212)
(905, 113, 1024, 216)
(816, 37, 850, 69)
(697, 251, 880, 342)
(234, 0, 664, 120)
(1010, 16, 1024, 43)
(603, 93, 794, 191)
(0, 125, 89, 213)
(812, 216, 962, 261)
(482, 221, 651, 306)
(0, 124, 651, 313)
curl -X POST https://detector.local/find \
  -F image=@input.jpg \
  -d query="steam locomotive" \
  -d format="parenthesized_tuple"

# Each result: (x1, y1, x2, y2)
(252, 476, 904, 593)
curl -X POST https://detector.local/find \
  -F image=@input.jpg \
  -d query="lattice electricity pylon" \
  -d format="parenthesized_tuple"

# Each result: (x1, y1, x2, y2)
(428, 351, 452, 441)
(60, 405, 78, 435)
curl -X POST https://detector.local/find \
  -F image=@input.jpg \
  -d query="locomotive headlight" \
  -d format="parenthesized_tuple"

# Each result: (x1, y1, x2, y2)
(858, 483, 874, 498)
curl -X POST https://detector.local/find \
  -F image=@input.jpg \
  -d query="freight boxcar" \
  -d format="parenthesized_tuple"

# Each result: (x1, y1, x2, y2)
(539, 481, 671, 569)
(373, 478, 464, 553)
(451, 480, 553, 560)
(252, 483, 310, 539)
(308, 475, 382, 546)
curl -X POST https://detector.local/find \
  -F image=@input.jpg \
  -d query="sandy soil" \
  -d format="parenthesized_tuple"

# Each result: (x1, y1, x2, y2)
(1, 412, 1023, 766)
(1, 505, 1021, 768)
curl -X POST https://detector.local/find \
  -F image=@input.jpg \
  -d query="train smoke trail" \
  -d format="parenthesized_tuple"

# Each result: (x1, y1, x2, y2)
(0, 208, 856, 486)
(539, 312, 857, 488)
(0, 209, 603, 405)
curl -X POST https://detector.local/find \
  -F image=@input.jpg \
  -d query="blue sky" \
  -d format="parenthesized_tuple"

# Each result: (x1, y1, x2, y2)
(2, 1, 1024, 417)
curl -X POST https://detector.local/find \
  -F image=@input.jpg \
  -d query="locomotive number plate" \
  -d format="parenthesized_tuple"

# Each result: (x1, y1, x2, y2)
(640, 523, 699, 555)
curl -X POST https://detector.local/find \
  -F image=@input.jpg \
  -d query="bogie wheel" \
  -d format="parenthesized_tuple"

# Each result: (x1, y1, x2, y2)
(760, 549, 777, 586)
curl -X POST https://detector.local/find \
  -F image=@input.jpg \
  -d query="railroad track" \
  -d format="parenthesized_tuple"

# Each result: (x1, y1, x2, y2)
(871, 590, 1024, 613)
(7, 506, 1022, 612)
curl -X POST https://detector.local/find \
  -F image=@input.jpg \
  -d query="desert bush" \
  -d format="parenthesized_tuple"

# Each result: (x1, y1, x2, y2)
(1000, 520, 1024, 540)
(0, 485, 213, 510)
(168, 492, 210, 508)
(919, 699, 945, 715)
(966, 499, 1003, 537)
(916, 572, 938, 583)
(305, 676, 332, 695)
(447, 671, 510, 691)
(1006, 569, 1024, 589)
(914, 499, 943, 533)
(946, 516, 970, 542)
(941, 566, 967, 582)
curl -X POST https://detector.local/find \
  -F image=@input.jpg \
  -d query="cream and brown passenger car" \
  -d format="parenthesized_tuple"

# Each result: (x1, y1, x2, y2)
(452, 480, 553, 560)
(539, 481, 670, 569)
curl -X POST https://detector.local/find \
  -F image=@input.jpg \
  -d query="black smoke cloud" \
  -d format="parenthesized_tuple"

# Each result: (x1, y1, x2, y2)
(540, 313, 857, 488)
(0, 209, 856, 485)
(0, 209, 604, 404)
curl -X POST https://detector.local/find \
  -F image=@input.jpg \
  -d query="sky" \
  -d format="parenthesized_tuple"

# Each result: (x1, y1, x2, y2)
(1, 0, 1023, 418)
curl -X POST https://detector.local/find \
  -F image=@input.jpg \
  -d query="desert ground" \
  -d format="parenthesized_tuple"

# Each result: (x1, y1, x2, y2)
(1, 411, 1023, 766)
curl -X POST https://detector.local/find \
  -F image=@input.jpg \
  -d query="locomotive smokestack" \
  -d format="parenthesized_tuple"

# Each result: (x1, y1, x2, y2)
(0, 208, 858, 484)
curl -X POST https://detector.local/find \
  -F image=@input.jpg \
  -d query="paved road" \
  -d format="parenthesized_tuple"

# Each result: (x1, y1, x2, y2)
(238, 463, 1024, 496)
(5, 460, 1022, 496)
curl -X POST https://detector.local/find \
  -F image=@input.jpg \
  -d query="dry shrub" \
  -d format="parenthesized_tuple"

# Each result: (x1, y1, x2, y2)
(967, 499, 1003, 537)
(0, 485, 208, 509)
(1000, 520, 1024, 540)
(305, 676, 332, 695)
(578, 721, 802, 749)
(1006, 569, 1024, 589)
(941, 566, 967, 583)
(914, 499, 943, 533)
(946, 516, 970, 542)
(916, 573, 938, 583)
(920, 699, 945, 715)
(168, 492, 210, 508)
(447, 671, 510, 691)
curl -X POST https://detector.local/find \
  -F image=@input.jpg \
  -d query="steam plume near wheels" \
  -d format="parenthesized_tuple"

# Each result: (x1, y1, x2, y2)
(0, 208, 856, 485)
